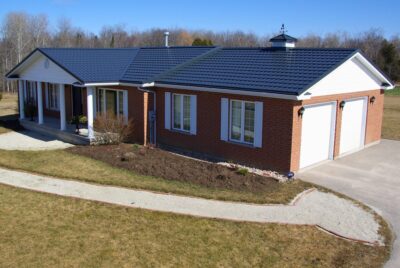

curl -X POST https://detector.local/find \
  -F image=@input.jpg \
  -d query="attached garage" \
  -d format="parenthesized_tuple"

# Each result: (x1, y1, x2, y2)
(299, 102, 336, 169)
(339, 98, 368, 155)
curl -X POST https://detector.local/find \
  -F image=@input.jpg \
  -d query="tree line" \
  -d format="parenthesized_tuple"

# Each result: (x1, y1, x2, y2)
(1, 12, 399, 92)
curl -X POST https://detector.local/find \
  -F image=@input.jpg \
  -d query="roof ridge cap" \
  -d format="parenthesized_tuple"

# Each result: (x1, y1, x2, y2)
(145, 46, 222, 84)
(119, 48, 142, 81)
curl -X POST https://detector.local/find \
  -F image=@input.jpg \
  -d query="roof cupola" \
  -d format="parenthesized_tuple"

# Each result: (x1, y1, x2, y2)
(269, 24, 297, 48)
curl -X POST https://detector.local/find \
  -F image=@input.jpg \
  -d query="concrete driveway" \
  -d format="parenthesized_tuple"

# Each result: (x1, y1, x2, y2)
(299, 139, 400, 268)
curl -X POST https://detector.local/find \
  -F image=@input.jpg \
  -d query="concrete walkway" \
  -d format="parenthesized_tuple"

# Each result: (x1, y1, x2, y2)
(0, 131, 73, 150)
(0, 167, 383, 245)
(300, 139, 400, 268)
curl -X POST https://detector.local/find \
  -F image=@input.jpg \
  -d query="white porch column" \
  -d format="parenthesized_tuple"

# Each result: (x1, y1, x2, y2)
(59, 84, 66, 130)
(37, 82, 44, 124)
(93, 88, 97, 119)
(123, 90, 128, 123)
(18, 80, 25, 119)
(87, 87, 94, 140)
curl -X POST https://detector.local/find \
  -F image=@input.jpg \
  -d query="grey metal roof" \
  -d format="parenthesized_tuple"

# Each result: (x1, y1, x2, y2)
(39, 48, 139, 83)
(120, 47, 216, 83)
(7, 46, 377, 96)
(270, 34, 298, 42)
(156, 48, 359, 95)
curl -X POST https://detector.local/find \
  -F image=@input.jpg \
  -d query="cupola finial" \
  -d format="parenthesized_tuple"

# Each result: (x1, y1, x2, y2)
(280, 24, 287, 34)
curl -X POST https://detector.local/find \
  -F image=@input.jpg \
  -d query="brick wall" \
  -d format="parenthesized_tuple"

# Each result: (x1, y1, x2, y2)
(154, 87, 295, 172)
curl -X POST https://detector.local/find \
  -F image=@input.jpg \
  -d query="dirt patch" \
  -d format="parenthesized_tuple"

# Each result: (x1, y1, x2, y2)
(67, 144, 284, 194)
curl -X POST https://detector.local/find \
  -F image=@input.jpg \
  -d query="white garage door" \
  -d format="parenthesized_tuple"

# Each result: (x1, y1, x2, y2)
(300, 102, 336, 169)
(339, 98, 367, 155)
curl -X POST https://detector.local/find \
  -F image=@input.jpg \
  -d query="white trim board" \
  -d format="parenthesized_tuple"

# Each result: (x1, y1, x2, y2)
(10, 51, 79, 85)
(299, 52, 394, 98)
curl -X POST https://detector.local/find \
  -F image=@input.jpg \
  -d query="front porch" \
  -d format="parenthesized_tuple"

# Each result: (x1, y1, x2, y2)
(19, 116, 90, 145)
(17, 79, 129, 145)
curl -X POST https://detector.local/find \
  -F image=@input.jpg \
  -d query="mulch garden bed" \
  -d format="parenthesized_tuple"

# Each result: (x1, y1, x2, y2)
(67, 144, 282, 193)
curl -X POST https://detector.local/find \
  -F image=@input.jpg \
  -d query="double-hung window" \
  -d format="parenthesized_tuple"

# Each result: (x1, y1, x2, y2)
(173, 94, 191, 132)
(230, 100, 255, 144)
(164, 92, 197, 135)
(46, 83, 60, 111)
(97, 88, 126, 117)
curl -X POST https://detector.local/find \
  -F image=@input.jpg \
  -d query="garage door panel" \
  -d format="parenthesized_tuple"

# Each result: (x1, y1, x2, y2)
(300, 103, 336, 169)
(340, 98, 367, 155)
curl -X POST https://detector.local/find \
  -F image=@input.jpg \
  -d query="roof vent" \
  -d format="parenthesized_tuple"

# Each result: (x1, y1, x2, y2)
(270, 24, 297, 48)
(164, 31, 169, 47)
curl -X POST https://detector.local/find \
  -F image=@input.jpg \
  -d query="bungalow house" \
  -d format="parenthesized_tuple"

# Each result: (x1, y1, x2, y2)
(5, 33, 394, 172)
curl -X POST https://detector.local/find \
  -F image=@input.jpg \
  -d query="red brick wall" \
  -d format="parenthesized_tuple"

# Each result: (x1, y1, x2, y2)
(290, 89, 383, 171)
(154, 87, 295, 172)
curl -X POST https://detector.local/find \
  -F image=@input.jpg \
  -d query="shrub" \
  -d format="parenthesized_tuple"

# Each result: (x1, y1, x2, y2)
(236, 167, 249, 176)
(70, 115, 88, 134)
(93, 112, 133, 145)
(0, 92, 3, 101)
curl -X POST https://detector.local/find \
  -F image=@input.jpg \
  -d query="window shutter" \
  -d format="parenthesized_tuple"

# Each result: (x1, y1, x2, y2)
(164, 92, 171, 130)
(190, 95, 197, 135)
(254, 101, 263, 148)
(220, 98, 229, 141)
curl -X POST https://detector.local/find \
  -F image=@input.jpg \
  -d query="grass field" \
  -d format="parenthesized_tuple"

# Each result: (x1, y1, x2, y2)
(0, 93, 18, 134)
(383, 87, 400, 140)
(0, 184, 391, 267)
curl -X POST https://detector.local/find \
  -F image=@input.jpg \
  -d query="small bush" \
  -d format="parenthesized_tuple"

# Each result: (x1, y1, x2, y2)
(236, 167, 249, 176)
(0, 92, 3, 101)
(93, 112, 133, 145)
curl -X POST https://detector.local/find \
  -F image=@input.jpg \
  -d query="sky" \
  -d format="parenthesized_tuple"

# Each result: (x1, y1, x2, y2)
(0, 0, 399, 38)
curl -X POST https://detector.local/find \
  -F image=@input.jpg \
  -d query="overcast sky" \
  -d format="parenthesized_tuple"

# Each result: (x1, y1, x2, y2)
(1, 0, 399, 38)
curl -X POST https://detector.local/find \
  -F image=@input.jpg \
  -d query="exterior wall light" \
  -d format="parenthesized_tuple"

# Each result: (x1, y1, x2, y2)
(298, 107, 305, 117)
(339, 101, 346, 109)
(370, 96, 376, 104)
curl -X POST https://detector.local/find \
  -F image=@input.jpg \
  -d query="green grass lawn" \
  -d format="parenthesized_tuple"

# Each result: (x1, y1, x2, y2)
(385, 86, 400, 96)
(0, 149, 310, 204)
(0, 184, 391, 267)
(383, 88, 400, 140)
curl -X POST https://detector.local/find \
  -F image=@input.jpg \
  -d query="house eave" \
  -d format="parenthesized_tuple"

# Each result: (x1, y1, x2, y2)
(154, 83, 304, 100)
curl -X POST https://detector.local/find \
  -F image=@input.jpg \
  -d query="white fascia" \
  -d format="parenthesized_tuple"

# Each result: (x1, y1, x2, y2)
(298, 52, 394, 99)
(154, 83, 302, 100)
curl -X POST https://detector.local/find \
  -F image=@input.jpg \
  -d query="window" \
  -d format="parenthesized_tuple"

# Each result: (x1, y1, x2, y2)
(97, 88, 125, 117)
(229, 100, 255, 144)
(47, 83, 59, 110)
(25, 81, 37, 102)
(172, 94, 191, 132)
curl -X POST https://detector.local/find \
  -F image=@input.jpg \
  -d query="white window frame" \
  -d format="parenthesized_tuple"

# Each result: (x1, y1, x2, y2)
(229, 99, 255, 145)
(97, 88, 125, 118)
(46, 83, 60, 111)
(172, 93, 191, 132)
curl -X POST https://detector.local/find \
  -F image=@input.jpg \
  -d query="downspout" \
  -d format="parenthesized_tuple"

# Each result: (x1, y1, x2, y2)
(137, 87, 157, 145)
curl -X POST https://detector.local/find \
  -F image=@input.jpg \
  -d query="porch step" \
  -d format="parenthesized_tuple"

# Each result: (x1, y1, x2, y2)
(20, 119, 90, 145)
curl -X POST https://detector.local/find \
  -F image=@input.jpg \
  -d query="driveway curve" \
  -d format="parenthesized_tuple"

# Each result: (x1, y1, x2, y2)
(300, 139, 400, 268)
(0, 167, 383, 245)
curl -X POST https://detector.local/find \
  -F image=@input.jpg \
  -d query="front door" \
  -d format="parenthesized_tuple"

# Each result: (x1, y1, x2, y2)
(72, 86, 83, 116)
